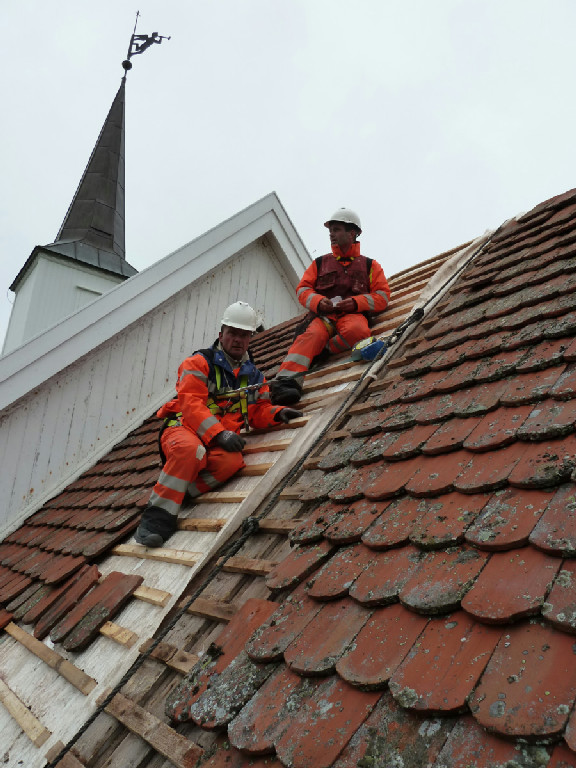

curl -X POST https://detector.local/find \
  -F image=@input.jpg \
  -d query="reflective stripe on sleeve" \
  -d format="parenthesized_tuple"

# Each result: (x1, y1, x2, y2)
(179, 368, 208, 384)
(196, 415, 220, 438)
(285, 352, 312, 367)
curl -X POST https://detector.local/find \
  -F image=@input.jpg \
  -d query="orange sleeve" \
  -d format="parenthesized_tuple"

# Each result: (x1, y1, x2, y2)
(175, 354, 225, 445)
(295, 260, 324, 314)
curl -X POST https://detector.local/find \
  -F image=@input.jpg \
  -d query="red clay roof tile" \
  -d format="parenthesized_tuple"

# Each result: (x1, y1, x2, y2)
(336, 604, 427, 687)
(52, 571, 143, 650)
(388, 611, 501, 713)
(349, 545, 422, 607)
(284, 598, 369, 676)
(470, 622, 576, 739)
(323, 498, 390, 544)
(465, 487, 554, 550)
(331, 692, 452, 768)
(529, 484, 576, 555)
(167, 598, 278, 724)
(273, 676, 380, 768)
(246, 584, 323, 663)
(264, 541, 334, 592)
(399, 547, 488, 614)
(461, 548, 561, 623)
(306, 543, 373, 601)
(188, 651, 278, 730)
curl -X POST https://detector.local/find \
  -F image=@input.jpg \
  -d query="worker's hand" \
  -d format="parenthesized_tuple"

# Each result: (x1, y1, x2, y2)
(317, 298, 334, 315)
(335, 297, 357, 314)
(275, 408, 304, 423)
(213, 430, 246, 452)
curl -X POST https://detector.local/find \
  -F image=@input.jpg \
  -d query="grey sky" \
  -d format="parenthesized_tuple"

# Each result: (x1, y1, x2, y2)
(2, 0, 575, 346)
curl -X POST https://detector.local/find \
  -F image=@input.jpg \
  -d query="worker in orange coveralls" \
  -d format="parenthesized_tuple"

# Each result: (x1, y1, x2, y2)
(135, 301, 302, 548)
(270, 208, 391, 405)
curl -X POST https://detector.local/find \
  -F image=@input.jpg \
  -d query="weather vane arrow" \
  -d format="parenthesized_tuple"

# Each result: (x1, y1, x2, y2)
(122, 11, 170, 72)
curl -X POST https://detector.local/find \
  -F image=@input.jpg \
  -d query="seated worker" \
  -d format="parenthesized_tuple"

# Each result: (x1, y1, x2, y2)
(270, 208, 391, 405)
(135, 301, 302, 547)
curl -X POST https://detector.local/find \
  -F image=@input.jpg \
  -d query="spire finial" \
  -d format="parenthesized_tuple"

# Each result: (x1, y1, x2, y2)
(122, 11, 170, 73)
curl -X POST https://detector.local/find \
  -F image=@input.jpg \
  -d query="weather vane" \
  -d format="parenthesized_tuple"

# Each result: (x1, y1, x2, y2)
(122, 11, 170, 72)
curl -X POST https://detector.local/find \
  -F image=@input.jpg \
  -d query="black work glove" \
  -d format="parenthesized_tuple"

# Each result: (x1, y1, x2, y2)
(275, 408, 303, 424)
(213, 430, 246, 452)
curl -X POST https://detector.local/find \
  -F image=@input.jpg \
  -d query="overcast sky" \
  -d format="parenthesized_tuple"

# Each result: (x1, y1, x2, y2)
(2, 0, 575, 347)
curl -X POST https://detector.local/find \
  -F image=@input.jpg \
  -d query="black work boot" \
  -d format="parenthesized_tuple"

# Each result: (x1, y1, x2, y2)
(270, 377, 303, 406)
(135, 506, 178, 548)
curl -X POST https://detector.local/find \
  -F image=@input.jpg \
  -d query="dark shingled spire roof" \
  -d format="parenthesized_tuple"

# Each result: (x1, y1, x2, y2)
(10, 78, 137, 291)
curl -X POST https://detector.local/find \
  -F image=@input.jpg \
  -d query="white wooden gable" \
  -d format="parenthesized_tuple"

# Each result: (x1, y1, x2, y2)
(0, 193, 310, 539)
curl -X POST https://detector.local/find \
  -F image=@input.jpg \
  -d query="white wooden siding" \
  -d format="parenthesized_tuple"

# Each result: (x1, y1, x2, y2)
(0, 241, 303, 538)
(2, 255, 124, 354)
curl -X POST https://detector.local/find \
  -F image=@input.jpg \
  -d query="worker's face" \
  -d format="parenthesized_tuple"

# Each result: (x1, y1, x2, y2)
(328, 222, 357, 253)
(219, 325, 252, 360)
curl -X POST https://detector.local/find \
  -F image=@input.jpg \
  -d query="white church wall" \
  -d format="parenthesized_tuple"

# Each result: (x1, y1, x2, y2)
(0, 240, 303, 539)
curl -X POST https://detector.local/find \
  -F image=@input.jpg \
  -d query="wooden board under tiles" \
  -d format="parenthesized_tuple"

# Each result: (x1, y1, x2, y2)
(4, 623, 97, 695)
(139, 639, 199, 674)
(238, 462, 274, 476)
(178, 517, 227, 532)
(111, 543, 201, 566)
(303, 367, 364, 394)
(0, 678, 51, 747)
(97, 691, 203, 768)
(242, 438, 293, 454)
(218, 555, 278, 576)
(99, 621, 139, 648)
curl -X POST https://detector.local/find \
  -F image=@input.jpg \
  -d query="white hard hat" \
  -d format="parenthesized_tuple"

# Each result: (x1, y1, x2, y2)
(324, 207, 362, 234)
(221, 301, 259, 332)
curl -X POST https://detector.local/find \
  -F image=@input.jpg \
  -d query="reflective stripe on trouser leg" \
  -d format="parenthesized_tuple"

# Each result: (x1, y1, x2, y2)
(277, 317, 331, 376)
(149, 427, 207, 516)
(187, 445, 245, 497)
(327, 313, 371, 355)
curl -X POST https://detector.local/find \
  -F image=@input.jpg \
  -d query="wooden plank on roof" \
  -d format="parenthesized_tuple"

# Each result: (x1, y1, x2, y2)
(242, 438, 292, 454)
(278, 488, 304, 499)
(178, 517, 227, 532)
(258, 518, 301, 534)
(133, 585, 172, 607)
(184, 597, 236, 622)
(218, 555, 278, 576)
(139, 639, 199, 675)
(99, 621, 138, 648)
(194, 491, 248, 503)
(304, 359, 360, 380)
(238, 462, 274, 476)
(247, 415, 311, 433)
(4, 622, 97, 695)
(45, 742, 85, 767)
(304, 368, 363, 393)
(96, 690, 203, 768)
(111, 543, 201, 566)
(0, 677, 51, 747)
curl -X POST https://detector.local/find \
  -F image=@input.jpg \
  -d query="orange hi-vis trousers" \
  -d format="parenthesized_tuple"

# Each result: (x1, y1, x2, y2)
(277, 313, 370, 378)
(148, 426, 245, 517)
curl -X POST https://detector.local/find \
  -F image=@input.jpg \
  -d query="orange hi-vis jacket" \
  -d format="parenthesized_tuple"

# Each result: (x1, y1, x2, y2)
(296, 243, 391, 316)
(156, 345, 283, 444)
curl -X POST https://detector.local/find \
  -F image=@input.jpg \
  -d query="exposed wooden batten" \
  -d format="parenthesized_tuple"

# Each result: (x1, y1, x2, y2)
(4, 622, 97, 695)
(184, 597, 236, 622)
(100, 621, 138, 647)
(133, 585, 172, 607)
(96, 691, 203, 768)
(0, 678, 51, 747)
(257, 518, 301, 534)
(178, 517, 227, 532)
(238, 462, 274, 476)
(242, 438, 292, 454)
(111, 543, 201, 567)
(139, 639, 199, 675)
(218, 555, 278, 576)
(194, 490, 248, 503)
